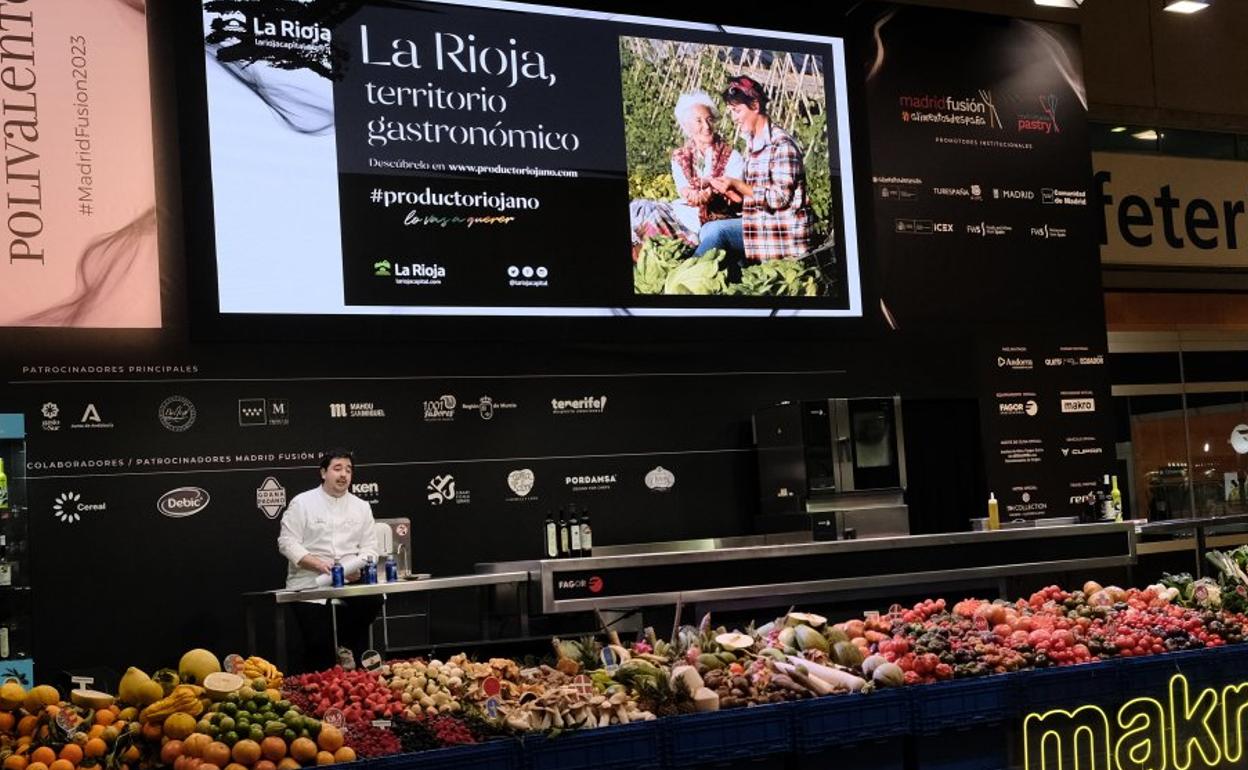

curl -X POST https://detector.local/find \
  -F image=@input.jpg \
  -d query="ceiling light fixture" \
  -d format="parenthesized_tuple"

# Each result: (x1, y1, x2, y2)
(1132, 129, 1160, 141)
(1033, 0, 1082, 7)
(1110, 126, 1128, 133)
(1164, 1, 1210, 13)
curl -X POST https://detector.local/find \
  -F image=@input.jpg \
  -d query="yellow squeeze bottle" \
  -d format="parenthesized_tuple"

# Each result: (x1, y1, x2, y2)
(987, 492, 1000, 531)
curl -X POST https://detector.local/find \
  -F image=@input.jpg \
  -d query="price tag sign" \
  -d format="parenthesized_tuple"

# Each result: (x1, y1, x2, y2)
(69, 676, 94, 689)
(371, 719, 392, 729)
(323, 708, 345, 728)
(223, 654, 245, 674)
(599, 647, 619, 674)
(482, 676, 501, 698)
(571, 675, 594, 696)
(360, 649, 383, 672)
(485, 697, 498, 719)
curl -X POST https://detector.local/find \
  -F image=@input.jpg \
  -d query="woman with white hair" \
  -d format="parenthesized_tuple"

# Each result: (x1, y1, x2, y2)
(669, 91, 745, 258)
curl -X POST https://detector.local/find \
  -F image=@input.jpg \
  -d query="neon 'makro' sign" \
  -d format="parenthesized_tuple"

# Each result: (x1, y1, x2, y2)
(1024, 674, 1248, 770)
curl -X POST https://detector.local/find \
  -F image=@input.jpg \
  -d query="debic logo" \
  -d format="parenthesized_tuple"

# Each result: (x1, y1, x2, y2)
(374, 260, 392, 277)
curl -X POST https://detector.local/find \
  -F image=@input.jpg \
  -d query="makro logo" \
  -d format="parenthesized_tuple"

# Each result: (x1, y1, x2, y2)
(1061, 398, 1096, 413)
(423, 395, 456, 421)
(256, 477, 287, 519)
(158, 396, 197, 432)
(157, 487, 211, 519)
(53, 491, 106, 524)
(393, 263, 446, 286)
(551, 396, 608, 415)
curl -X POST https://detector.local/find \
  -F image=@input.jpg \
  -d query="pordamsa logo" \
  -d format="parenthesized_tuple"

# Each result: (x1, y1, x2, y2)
(565, 474, 616, 493)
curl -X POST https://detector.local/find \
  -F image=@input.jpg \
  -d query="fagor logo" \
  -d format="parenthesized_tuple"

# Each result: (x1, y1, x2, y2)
(157, 487, 210, 518)
(999, 400, 1039, 416)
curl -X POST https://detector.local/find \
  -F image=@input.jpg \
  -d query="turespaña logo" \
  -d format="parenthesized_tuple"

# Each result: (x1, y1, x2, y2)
(41, 402, 61, 431)
(551, 396, 608, 415)
(256, 477, 287, 519)
(645, 466, 676, 492)
(507, 468, 535, 497)
(157, 487, 211, 519)
(158, 396, 197, 432)
(53, 491, 106, 524)
(423, 395, 456, 421)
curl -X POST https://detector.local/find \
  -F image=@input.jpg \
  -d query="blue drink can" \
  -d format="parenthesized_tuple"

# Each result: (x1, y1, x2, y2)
(385, 556, 398, 583)
(331, 561, 345, 588)
(365, 558, 378, 584)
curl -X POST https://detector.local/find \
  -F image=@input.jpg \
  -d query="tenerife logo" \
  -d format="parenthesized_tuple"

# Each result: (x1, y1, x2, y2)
(157, 487, 211, 519)
(53, 491, 106, 524)
(158, 396, 197, 432)
(898, 89, 1001, 128)
(256, 477, 287, 519)
(551, 396, 608, 415)
(423, 395, 456, 421)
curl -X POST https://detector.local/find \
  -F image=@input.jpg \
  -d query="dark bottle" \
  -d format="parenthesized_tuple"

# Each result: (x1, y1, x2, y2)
(544, 510, 558, 559)
(579, 509, 593, 557)
(569, 509, 582, 557)
(558, 509, 571, 558)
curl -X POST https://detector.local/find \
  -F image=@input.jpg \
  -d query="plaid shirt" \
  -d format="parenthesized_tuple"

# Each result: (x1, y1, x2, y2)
(742, 123, 813, 261)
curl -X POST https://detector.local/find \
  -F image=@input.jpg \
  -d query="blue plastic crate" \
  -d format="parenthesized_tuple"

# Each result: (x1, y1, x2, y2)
(526, 720, 662, 770)
(794, 739, 906, 770)
(371, 739, 522, 770)
(1118, 647, 1227, 700)
(915, 725, 1009, 770)
(792, 689, 911, 751)
(662, 701, 795, 766)
(1204, 642, 1248, 680)
(912, 677, 1017, 733)
(1017, 659, 1123, 711)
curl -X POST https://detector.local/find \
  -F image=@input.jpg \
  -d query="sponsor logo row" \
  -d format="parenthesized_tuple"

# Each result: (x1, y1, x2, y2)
(893, 218, 1067, 238)
(39, 393, 611, 431)
(48, 465, 677, 524)
(994, 392, 1099, 417)
(373, 261, 551, 289)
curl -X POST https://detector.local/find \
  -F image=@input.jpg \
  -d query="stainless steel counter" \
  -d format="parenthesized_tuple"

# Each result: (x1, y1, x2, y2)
(268, 571, 529, 604)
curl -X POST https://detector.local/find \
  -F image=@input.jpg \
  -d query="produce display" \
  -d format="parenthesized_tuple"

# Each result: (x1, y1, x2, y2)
(5, 559, 1248, 769)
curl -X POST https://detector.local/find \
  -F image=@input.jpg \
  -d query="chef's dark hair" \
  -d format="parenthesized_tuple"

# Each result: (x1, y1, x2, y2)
(320, 448, 355, 471)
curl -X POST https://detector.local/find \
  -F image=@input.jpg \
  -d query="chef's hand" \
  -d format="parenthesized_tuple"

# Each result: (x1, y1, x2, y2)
(299, 554, 333, 575)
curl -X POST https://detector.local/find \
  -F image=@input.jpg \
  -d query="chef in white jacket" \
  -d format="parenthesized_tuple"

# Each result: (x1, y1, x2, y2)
(278, 449, 381, 671)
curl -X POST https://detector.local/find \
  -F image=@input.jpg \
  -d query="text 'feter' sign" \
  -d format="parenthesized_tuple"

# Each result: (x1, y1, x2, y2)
(1095, 152, 1248, 269)
(1022, 673, 1248, 770)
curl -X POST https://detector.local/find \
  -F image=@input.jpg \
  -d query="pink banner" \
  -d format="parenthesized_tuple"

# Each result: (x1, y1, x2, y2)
(0, 0, 159, 328)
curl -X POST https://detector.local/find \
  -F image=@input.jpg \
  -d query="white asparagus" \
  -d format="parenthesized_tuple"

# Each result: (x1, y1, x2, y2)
(786, 655, 867, 691)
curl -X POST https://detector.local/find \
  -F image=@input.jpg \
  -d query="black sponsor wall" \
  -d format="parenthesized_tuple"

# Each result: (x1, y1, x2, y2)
(0, 2, 1112, 679)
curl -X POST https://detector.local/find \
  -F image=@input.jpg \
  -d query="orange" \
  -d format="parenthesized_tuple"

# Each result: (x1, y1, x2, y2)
(3, 754, 28, 770)
(259, 738, 286, 762)
(59, 744, 84, 765)
(183, 734, 213, 759)
(84, 739, 107, 759)
(276, 759, 300, 770)
(122, 746, 141, 763)
(48, 760, 73, 770)
(231, 739, 261, 766)
(17, 716, 37, 737)
(30, 748, 55, 766)
(199, 765, 220, 770)
(254, 762, 276, 770)
(314, 752, 334, 766)
(315, 726, 343, 754)
(162, 740, 185, 766)
(224, 764, 249, 770)
(0, 711, 15, 732)
(202, 742, 231, 768)
(26, 763, 47, 770)
(141, 722, 164, 742)
(93, 710, 115, 727)
(288, 739, 316, 765)
(87, 725, 105, 740)
(331, 748, 354, 764)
